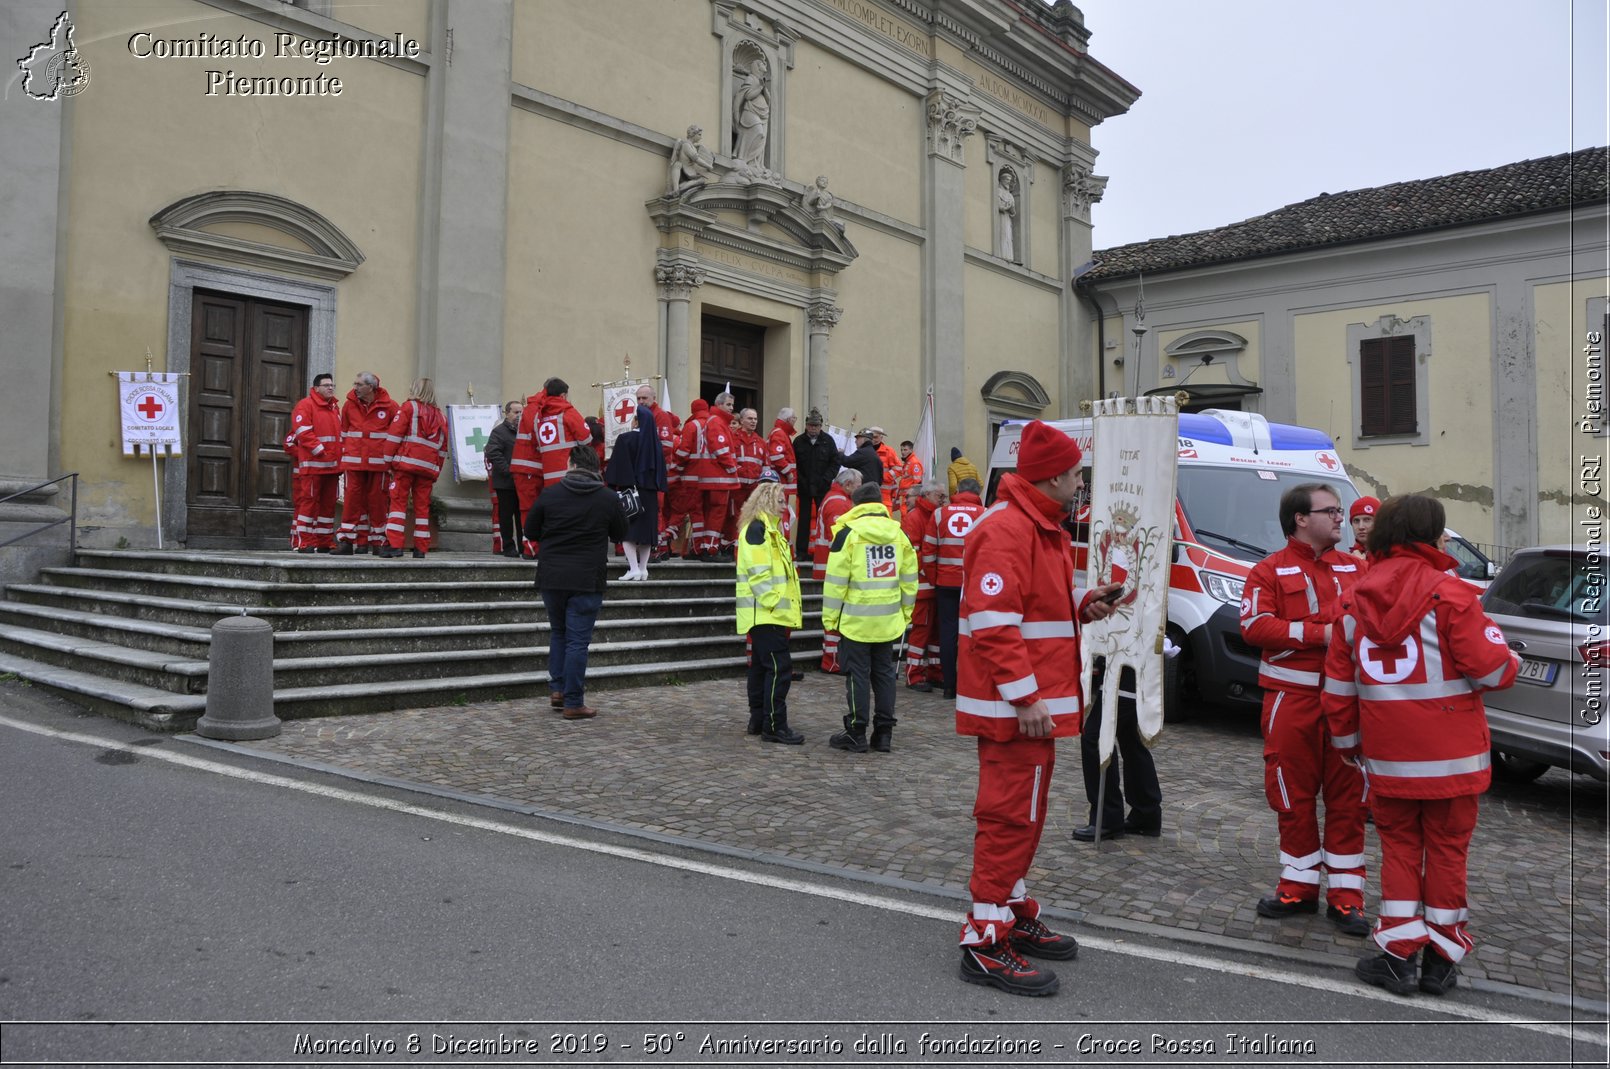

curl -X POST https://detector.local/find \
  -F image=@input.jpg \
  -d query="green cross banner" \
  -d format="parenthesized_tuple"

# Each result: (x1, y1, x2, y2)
(444, 404, 500, 483)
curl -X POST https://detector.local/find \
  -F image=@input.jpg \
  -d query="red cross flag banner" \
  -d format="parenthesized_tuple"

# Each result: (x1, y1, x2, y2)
(445, 404, 500, 482)
(117, 372, 183, 456)
(603, 381, 647, 457)
(1079, 393, 1181, 757)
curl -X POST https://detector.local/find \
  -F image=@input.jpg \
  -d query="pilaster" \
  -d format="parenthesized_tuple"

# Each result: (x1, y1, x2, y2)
(806, 300, 843, 418)
(657, 262, 707, 411)
(1060, 155, 1106, 414)
(923, 87, 978, 458)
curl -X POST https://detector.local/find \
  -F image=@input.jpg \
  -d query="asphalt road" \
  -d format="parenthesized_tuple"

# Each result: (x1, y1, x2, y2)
(0, 704, 1601, 1068)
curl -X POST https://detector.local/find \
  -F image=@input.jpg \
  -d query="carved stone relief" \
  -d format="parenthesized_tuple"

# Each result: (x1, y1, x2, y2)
(1062, 163, 1109, 222)
(925, 90, 979, 165)
(655, 262, 707, 300)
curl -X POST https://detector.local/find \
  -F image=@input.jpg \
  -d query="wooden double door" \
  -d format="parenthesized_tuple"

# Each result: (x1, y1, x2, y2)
(700, 316, 763, 414)
(185, 291, 308, 545)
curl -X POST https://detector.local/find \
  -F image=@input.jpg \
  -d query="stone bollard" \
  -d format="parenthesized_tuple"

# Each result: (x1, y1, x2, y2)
(194, 616, 281, 740)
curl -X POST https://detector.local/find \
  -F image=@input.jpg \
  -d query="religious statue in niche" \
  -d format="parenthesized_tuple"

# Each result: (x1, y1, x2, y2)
(802, 175, 845, 233)
(732, 56, 771, 167)
(668, 124, 719, 196)
(996, 167, 1020, 263)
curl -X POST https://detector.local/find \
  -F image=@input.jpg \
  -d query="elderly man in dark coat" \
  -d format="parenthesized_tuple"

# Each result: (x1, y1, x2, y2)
(792, 408, 841, 562)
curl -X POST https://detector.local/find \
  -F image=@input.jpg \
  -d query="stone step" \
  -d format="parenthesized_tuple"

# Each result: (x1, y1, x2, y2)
(0, 600, 214, 659)
(0, 646, 818, 731)
(0, 622, 208, 694)
(6, 583, 822, 631)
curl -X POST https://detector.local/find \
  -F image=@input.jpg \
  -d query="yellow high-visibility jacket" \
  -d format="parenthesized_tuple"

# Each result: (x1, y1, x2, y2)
(735, 513, 802, 632)
(821, 501, 918, 643)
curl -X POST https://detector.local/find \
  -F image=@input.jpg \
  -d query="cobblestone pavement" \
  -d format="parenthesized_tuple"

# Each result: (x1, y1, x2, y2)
(241, 672, 1608, 1004)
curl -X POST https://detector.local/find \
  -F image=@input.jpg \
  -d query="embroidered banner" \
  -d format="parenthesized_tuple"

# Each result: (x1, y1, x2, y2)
(117, 372, 183, 456)
(603, 381, 649, 457)
(1080, 394, 1180, 754)
(445, 404, 500, 482)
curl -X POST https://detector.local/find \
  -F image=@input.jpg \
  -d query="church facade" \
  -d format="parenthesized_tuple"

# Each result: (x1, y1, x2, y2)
(1, 0, 1138, 562)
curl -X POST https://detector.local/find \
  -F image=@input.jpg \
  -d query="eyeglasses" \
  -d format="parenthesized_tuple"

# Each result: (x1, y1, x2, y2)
(1302, 507, 1345, 518)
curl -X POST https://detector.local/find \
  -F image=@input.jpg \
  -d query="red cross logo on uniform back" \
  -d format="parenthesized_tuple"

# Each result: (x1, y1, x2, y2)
(537, 420, 559, 445)
(1359, 634, 1419, 683)
(136, 395, 164, 421)
(613, 397, 637, 424)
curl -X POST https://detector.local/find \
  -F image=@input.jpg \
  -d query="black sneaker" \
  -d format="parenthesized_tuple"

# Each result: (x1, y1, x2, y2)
(907, 681, 933, 693)
(1071, 824, 1123, 843)
(761, 727, 804, 745)
(1122, 816, 1163, 837)
(1356, 951, 1418, 996)
(411, 549, 426, 559)
(870, 727, 892, 753)
(1256, 893, 1319, 918)
(1419, 951, 1458, 995)
(331, 542, 354, 556)
(746, 713, 762, 736)
(354, 545, 372, 555)
(1009, 914, 1079, 961)
(1327, 904, 1371, 937)
(829, 730, 868, 753)
(958, 941, 1059, 997)
(296, 547, 318, 554)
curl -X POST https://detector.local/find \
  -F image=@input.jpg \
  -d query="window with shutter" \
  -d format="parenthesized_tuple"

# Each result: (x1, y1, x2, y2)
(1359, 335, 1417, 436)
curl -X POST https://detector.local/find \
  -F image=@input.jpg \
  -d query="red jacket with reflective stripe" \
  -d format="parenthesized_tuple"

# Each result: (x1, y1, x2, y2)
(385, 399, 448, 481)
(924, 492, 984, 590)
(290, 388, 341, 476)
(1321, 543, 1519, 798)
(766, 421, 797, 493)
(733, 426, 764, 486)
(900, 496, 938, 596)
(652, 406, 682, 469)
(1240, 536, 1364, 692)
(673, 408, 739, 490)
(811, 484, 853, 580)
(339, 386, 395, 471)
(955, 474, 1091, 742)
(876, 442, 900, 508)
(510, 390, 546, 480)
(534, 395, 589, 488)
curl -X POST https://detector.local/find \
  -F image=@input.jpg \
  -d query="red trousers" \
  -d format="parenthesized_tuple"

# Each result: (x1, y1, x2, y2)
(961, 736, 1055, 946)
(722, 485, 755, 549)
(294, 473, 340, 549)
(336, 471, 389, 547)
(1261, 688, 1367, 908)
(659, 485, 702, 556)
(700, 489, 730, 553)
(386, 472, 435, 551)
(1373, 793, 1478, 962)
(905, 597, 940, 684)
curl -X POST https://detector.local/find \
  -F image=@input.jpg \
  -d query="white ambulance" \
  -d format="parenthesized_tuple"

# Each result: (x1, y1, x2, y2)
(986, 409, 1363, 719)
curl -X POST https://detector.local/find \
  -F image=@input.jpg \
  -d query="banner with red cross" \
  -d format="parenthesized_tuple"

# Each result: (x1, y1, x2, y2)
(117, 372, 183, 456)
(603, 381, 648, 458)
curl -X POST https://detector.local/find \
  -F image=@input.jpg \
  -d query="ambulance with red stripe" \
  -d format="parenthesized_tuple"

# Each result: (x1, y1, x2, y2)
(986, 409, 1362, 719)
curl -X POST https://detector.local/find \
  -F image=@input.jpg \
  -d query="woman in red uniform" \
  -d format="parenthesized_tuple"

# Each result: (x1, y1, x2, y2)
(1321, 494, 1519, 996)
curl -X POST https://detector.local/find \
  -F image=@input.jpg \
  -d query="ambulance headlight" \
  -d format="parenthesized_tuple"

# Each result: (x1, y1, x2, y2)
(1202, 571, 1245, 605)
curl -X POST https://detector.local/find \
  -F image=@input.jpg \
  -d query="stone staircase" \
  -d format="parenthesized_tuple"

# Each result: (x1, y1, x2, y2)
(0, 549, 822, 730)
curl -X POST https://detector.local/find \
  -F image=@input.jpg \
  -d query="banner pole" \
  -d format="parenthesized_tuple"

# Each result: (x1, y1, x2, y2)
(152, 448, 163, 549)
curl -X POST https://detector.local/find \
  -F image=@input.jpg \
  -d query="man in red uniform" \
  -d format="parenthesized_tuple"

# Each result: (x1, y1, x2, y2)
(699, 393, 741, 560)
(926, 476, 984, 699)
(722, 407, 764, 559)
(766, 407, 799, 540)
(511, 378, 588, 557)
(871, 427, 900, 511)
(334, 372, 393, 554)
(812, 469, 861, 673)
(900, 482, 945, 690)
(1239, 483, 1370, 936)
(660, 398, 711, 561)
(955, 421, 1119, 997)
(636, 382, 681, 517)
(1346, 495, 1379, 561)
(896, 439, 924, 520)
(289, 373, 341, 552)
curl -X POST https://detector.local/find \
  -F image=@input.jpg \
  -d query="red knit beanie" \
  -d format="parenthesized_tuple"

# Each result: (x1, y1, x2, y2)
(690, 398, 709, 415)
(1017, 420, 1083, 482)
(1349, 496, 1380, 521)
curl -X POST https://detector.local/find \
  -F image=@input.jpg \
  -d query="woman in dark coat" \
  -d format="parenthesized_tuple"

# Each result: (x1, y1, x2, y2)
(483, 399, 524, 557)
(604, 403, 669, 580)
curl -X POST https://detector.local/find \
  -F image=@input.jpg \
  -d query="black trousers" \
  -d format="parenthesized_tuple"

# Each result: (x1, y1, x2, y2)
(838, 637, 897, 735)
(796, 493, 824, 559)
(495, 486, 523, 551)
(747, 624, 792, 733)
(935, 586, 962, 695)
(1080, 663, 1162, 829)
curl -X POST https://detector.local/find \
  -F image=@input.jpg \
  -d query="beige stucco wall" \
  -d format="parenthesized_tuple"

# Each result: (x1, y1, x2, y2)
(1027, 160, 1061, 278)
(786, 40, 921, 222)
(964, 263, 1060, 457)
(64, 0, 424, 529)
(1294, 293, 1495, 537)
(513, 0, 719, 139)
(505, 110, 662, 403)
(1154, 320, 1262, 393)
(327, 0, 429, 49)
(821, 227, 924, 433)
(1534, 277, 1609, 544)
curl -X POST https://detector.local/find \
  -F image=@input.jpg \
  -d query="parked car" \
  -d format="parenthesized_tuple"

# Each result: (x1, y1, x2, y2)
(1444, 528, 1496, 590)
(1480, 545, 1608, 782)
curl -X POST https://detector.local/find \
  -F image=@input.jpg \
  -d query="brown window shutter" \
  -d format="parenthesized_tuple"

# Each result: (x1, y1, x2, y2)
(1360, 340, 1387, 435)
(1386, 335, 1417, 434)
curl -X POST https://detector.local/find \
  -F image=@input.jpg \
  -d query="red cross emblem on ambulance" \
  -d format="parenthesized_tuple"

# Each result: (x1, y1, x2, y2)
(1315, 452, 1340, 472)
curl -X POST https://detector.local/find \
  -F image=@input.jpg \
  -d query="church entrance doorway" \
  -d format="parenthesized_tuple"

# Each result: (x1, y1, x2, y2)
(699, 315, 764, 413)
(184, 290, 307, 546)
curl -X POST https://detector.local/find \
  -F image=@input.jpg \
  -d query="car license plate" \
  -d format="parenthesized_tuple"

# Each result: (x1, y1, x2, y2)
(1515, 657, 1558, 686)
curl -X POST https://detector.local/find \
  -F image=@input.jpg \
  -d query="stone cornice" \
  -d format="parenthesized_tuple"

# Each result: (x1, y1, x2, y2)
(193, 0, 432, 76)
(149, 191, 365, 281)
(647, 183, 859, 277)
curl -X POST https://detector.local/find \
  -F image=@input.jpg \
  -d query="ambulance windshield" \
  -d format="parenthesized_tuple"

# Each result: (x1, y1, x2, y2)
(1176, 466, 1359, 562)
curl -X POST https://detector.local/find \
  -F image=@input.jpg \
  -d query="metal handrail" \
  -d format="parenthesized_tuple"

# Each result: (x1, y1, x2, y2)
(0, 472, 79, 555)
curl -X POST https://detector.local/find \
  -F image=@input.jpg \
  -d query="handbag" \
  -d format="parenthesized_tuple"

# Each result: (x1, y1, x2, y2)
(615, 485, 643, 519)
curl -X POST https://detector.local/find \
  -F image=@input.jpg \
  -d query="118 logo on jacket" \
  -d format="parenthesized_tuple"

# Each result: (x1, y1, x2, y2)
(865, 544, 896, 578)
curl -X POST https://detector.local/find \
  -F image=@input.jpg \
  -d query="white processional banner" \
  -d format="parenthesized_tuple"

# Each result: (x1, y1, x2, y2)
(1079, 394, 1180, 756)
(603, 382, 648, 457)
(446, 404, 500, 482)
(117, 372, 183, 456)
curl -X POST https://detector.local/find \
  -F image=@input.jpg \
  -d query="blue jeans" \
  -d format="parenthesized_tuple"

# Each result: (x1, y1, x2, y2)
(541, 589, 604, 709)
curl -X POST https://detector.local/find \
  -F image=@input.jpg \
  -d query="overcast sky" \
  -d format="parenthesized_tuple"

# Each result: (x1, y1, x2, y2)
(1072, 0, 1608, 250)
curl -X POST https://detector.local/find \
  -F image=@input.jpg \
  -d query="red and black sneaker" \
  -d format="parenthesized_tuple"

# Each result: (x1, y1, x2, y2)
(1009, 914, 1080, 961)
(1326, 903, 1371, 937)
(959, 939, 1060, 997)
(1256, 892, 1319, 918)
